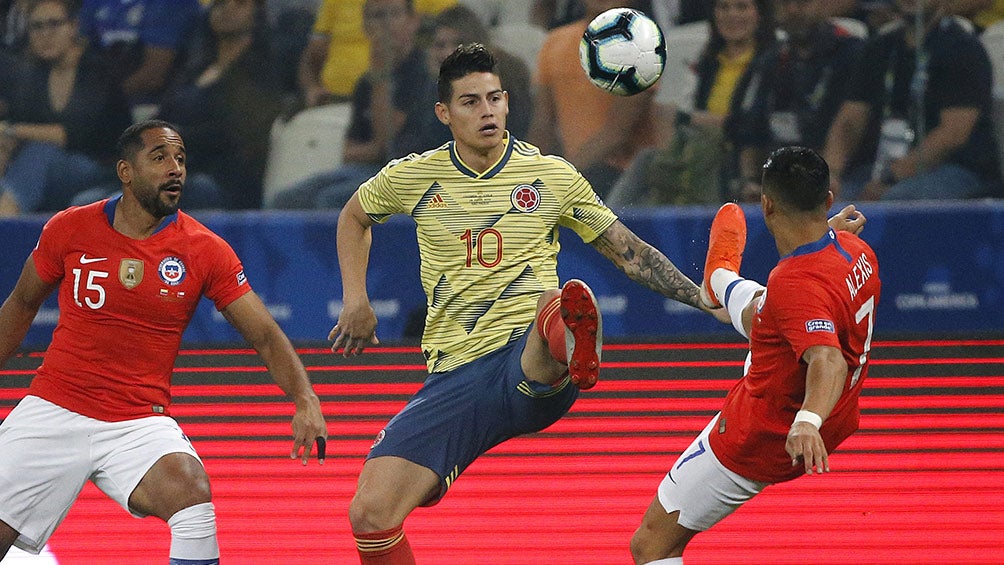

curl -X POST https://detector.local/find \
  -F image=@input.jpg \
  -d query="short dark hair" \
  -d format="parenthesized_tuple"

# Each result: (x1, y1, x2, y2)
(437, 42, 496, 102)
(116, 119, 180, 161)
(761, 146, 830, 212)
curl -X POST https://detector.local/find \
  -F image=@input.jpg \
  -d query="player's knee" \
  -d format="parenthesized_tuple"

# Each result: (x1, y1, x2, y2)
(173, 458, 213, 510)
(629, 527, 654, 563)
(629, 524, 685, 564)
(135, 453, 212, 519)
(348, 491, 402, 533)
(171, 468, 212, 507)
(191, 474, 212, 501)
(161, 475, 212, 517)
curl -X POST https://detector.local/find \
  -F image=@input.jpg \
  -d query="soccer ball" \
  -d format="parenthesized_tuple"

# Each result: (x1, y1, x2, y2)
(579, 8, 666, 96)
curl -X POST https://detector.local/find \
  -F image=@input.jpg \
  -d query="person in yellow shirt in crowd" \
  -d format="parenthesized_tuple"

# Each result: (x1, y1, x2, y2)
(298, 0, 456, 107)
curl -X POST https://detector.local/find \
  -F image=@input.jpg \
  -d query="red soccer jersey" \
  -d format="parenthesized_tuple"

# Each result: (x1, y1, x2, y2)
(29, 198, 251, 421)
(709, 229, 881, 483)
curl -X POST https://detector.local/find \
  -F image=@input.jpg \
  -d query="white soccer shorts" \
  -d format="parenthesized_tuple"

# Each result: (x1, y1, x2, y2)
(0, 395, 201, 554)
(656, 413, 770, 532)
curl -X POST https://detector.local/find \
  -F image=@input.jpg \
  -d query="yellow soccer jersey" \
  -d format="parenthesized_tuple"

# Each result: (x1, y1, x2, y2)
(357, 133, 618, 373)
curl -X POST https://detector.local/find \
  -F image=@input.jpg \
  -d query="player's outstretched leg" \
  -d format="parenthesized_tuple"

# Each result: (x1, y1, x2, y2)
(700, 203, 747, 308)
(560, 279, 602, 390)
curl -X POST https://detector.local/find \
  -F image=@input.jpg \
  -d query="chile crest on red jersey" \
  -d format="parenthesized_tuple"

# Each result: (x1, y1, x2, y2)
(158, 256, 187, 286)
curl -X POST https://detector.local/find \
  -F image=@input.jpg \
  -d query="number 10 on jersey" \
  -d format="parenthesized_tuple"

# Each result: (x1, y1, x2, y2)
(461, 228, 503, 268)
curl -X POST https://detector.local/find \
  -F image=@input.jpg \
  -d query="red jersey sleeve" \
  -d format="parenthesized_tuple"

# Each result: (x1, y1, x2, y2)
(31, 208, 75, 284)
(197, 228, 252, 311)
(178, 214, 252, 311)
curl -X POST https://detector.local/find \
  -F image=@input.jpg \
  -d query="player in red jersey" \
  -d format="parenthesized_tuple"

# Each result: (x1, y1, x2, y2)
(631, 146, 881, 564)
(0, 120, 328, 563)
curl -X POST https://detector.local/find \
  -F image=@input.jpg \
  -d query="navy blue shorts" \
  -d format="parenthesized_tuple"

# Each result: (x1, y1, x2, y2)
(367, 331, 578, 499)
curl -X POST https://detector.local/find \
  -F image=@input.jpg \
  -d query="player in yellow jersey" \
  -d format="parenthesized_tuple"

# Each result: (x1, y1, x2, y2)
(330, 43, 728, 564)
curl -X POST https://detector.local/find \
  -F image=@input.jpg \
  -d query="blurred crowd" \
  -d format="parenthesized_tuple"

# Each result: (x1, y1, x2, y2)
(0, 0, 1001, 216)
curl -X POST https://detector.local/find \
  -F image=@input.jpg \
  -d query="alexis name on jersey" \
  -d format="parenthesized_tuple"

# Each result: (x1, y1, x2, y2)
(846, 252, 874, 301)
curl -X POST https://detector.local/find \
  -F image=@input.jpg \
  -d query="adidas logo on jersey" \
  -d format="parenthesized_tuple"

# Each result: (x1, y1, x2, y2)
(429, 194, 448, 209)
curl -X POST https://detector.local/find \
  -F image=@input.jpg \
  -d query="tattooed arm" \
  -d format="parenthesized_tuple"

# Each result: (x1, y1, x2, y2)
(591, 220, 729, 321)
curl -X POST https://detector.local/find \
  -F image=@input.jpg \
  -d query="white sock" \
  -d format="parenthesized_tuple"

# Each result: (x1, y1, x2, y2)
(709, 268, 740, 306)
(643, 558, 684, 564)
(168, 502, 219, 563)
(711, 269, 764, 339)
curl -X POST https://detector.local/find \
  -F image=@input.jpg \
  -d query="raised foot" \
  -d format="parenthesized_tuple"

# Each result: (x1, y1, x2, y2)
(560, 279, 602, 390)
(701, 203, 747, 308)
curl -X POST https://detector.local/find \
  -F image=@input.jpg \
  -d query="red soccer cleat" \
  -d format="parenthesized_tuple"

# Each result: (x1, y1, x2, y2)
(701, 203, 747, 308)
(560, 279, 602, 390)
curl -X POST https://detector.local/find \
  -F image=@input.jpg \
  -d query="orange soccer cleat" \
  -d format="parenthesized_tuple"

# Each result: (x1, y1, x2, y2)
(560, 279, 602, 390)
(701, 203, 747, 308)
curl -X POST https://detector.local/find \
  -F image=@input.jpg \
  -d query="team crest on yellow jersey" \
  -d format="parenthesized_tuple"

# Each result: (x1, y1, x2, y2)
(511, 184, 540, 212)
(118, 259, 144, 289)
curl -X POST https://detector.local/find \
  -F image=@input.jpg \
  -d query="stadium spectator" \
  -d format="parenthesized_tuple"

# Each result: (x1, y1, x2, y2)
(823, 0, 1002, 200)
(297, 0, 455, 108)
(727, 0, 864, 201)
(265, 0, 317, 96)
(297, 0, 370, 106)
(272, 0, 450, 209)
(428, 4, 534, 138)
(0, 0, 131, 216)
(154, 0, 285, 210)
(77, 0, 203, 112)
(631, 148, 880, 564)
(529, 0, 658, 198)
(0, 119, 328, 564)
(605, 0, 776, 207)
(71, 0, 285, 210)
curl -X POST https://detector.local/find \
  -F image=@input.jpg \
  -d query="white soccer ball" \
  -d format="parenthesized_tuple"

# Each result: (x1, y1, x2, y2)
(579, 8, 666, 96)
